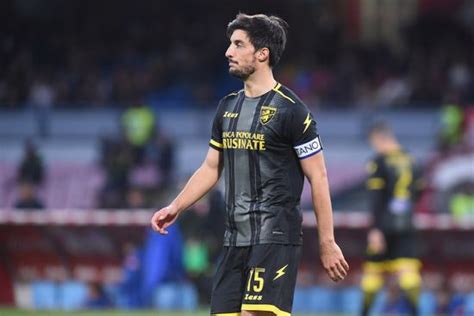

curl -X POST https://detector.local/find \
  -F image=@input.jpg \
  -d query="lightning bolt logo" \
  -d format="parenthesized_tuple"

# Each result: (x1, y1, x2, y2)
(303, 114, 312, 133)
(273, 264, 288, 281)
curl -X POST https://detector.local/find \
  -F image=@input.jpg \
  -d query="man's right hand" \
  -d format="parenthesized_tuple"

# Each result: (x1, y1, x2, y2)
(151, 205, 180, 235)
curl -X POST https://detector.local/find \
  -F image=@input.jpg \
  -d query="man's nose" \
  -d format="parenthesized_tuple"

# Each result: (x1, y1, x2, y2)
(225, 46, 233, 58)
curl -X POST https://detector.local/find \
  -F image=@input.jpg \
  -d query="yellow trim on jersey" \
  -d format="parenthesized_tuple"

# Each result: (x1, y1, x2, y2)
(272, 83, 295, 104)
(213, 313, 240, 316)
(242, 304, 291, 316)
(367, 177, 385, 190)
(210, 139, 223, 148)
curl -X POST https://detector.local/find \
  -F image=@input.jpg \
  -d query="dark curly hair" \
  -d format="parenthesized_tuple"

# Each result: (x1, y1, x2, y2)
(227, 13, 289, 67)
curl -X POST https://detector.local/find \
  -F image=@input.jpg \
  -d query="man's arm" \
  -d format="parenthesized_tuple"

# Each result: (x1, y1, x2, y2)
(151, 147, 223, 234)
(300, 152, 349, 282)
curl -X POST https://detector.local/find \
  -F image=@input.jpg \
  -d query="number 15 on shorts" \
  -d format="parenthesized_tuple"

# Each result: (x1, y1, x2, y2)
(245, 267, 265, 301)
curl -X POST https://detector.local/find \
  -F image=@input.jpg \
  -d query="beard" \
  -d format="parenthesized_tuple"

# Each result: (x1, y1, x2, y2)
(228, 63, 256, 80)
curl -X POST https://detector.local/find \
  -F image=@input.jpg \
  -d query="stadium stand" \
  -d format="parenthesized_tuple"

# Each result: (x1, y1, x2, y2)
(1, 0, 473, 313)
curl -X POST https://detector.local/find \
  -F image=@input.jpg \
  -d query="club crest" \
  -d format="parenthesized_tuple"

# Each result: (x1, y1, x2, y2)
(260, 106, 277, 125)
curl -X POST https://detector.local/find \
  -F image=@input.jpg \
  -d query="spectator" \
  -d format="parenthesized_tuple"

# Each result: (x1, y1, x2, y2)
(120, 242, 143, 308)
(124, 187, 147, 209)
(118, 227, 185, 309)
(439, 104, 464, 149)
(139, 226, 184, 307)
(84, 282, 113, 309)
(179, 202, 215, 305)
(29, 75, 55, 138)
(204, 188, 225, 263)
(1, 1, 473, 109)
(17, 141, 44, 186)
(145, 132, 176, 191)
(183, 236, 211, 305)
(121, 102, 155, 164)
(156, 134, 175, 185)
(434, 281, 466, 315)
(14, 182, 44, 210)
(449, 182, 474, 220)
(100, 141, 133, 208)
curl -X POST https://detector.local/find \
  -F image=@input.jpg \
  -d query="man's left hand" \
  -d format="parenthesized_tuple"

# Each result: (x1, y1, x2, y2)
(320, 240, 349, 282)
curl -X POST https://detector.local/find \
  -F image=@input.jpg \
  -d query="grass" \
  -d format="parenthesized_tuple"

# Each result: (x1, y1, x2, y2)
(0, 310, 209, 316)
(0, 309, 345, 316)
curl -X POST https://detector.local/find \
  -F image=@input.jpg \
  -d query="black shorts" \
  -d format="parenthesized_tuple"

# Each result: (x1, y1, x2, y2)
(210, 244, 301, 315)
(366, 231, 418, 262)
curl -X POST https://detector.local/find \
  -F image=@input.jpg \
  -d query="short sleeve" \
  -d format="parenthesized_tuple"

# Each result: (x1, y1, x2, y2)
(288, 104, 323, 159)
(209, 101, 224, 151)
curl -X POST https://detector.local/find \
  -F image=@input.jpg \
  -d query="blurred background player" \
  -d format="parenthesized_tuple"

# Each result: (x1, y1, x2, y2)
(360, 121, 423, 316)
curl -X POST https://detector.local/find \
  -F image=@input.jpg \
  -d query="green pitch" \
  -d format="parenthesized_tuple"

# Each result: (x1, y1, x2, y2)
(0, 310, 208, 316)
(0, 309, 345, 316)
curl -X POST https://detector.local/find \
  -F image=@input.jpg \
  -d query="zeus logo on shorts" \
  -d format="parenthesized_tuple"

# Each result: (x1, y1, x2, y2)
(294, 136, 322, 159)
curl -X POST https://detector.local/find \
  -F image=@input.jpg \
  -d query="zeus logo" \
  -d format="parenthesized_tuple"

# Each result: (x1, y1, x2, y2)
(303, 113, 312, 133)
(294, 136, 322, 159)
(274, 264, 288, 281)
(223, 111, 239, 118)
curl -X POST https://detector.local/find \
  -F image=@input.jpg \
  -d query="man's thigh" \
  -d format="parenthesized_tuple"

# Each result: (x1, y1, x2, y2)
(241, 244, 301, 316)
(210, 246, 250, 315)
(210, 244, 301, 316)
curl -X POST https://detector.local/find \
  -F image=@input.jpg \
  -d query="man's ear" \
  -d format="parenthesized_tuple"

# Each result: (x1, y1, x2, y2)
(256, 47, 270, 63)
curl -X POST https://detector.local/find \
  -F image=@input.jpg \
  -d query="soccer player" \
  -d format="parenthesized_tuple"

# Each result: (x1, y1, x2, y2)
(360, 122, 422, 316)
(151, 13, 349, 316)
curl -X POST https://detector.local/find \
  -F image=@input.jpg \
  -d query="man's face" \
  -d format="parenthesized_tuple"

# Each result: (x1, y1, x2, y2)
(369, 133, 386, 153)
(225, 30, 258, 80)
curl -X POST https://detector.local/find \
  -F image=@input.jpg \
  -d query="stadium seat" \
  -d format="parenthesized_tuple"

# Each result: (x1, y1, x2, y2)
(292, 287, 311, 312)
(307, 286, 337, 312)
(58, 280, 88, 310)
(153, 282, 198, 311)
(179, 283, 199, 311)
(465, 292, 474, 316)
(0, 162, 105, 209)
(104, 283, 128, 309)
(337, 286, 363, 313)
(154, 283, 178, 310)
(32, 280, 59, 309)
(368, 290, 386, 316)
(418, 291, 436, 315)
(13, 282, 33, 310)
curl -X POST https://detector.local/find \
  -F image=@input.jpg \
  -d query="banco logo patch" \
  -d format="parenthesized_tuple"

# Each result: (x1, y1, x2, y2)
(260, 106, 277, 125)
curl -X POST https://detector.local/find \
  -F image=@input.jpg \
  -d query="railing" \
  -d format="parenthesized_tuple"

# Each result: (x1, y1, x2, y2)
(1, 209, 473, 230)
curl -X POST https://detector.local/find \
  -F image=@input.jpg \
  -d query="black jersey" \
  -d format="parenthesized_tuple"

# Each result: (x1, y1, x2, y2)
(366, 149, 419, 233)
(209, 83, 322, 246)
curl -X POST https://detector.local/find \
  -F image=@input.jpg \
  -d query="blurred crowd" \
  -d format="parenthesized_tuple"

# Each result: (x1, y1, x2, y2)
(0, 0, 473, 110)
(3, 0, 474, 313)
(415, 104, 474, 218)
(14, 102, 473, 219)
(12, 101, 177, 211)
(99, 102, 175, 209)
